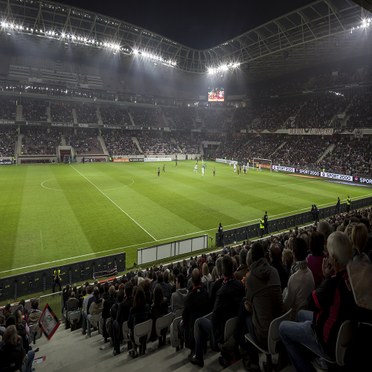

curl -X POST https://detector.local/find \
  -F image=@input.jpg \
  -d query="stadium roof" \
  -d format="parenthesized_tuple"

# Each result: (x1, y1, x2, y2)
(0, 0, 371, 80)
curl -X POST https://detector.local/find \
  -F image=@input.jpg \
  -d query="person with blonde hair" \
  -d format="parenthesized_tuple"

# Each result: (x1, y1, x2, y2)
(351, 223, 371, 263)
(279, 231, 356, 372)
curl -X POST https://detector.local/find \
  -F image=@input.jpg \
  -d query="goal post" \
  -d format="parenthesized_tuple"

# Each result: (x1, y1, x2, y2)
(252, 158, 272, 171)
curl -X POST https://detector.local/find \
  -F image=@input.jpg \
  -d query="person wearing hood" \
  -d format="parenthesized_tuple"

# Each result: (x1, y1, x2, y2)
(242, 242, 284, 369)
(86, 287, 104, 337)
(171, 274, 188, 313)
(283, 238, 315, 320)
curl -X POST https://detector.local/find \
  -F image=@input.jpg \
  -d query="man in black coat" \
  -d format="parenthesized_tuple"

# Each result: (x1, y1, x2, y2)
(182, 268, 211, 357)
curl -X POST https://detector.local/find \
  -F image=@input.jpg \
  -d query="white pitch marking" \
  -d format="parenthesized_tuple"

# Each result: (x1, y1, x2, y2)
(3, 186, 371, 275)
(70, 165, 157, 241)
(40, 179, 61, 191)
(0, 240, 154, 275)
(40, 230, 44, 251)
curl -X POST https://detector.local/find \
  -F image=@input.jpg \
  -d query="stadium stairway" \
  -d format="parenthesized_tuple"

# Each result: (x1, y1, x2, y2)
(34, 324, 295, 372)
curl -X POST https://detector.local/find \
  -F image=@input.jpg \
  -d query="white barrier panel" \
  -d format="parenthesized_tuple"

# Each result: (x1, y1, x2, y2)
(272, 165, 296, 173)
(297, 168, 320, 176)
(358, 177, 372, 185)
(137, 235, 208, 266)
(144, 157, 172, 162)
(215, 158, 238, 165)
(320, 172, 353, 182)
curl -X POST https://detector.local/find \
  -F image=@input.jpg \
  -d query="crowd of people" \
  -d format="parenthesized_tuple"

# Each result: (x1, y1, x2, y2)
(1, 206, 368, 371)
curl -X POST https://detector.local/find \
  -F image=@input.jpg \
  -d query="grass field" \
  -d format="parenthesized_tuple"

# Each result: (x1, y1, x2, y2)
(0, 160, 371, 279)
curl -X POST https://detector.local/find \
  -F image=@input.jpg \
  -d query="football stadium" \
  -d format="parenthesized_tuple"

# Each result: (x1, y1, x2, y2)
(0, 0, 371, 371)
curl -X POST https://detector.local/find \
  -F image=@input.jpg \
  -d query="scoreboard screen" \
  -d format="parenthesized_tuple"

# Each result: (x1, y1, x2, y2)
(208, 87, 224, 102)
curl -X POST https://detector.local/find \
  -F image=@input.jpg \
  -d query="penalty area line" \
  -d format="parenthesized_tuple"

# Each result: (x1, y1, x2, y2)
(70, 165, 157, 241)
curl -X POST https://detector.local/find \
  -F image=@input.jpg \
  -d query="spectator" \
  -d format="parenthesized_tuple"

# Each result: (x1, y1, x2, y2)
(127, 286, 151, 358)
(237, 242, 283, 370)
(307, 231, 326, 288)
(283, 238, 315, 319)
(170, 274, 188, 313)
(181, 268, 211, 359)
(190, 255, 244, 368)
(150, 284, 169, 345)
(279, 231, 356, 372)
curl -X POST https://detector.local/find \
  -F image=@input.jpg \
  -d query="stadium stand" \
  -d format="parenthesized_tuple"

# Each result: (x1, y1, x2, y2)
(0, 0, 372, 370)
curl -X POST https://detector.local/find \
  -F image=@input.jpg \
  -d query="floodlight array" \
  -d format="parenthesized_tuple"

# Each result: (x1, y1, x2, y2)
(207, 62, 240, 75)
(0, 19, 129, 55)
(132, 48, 177, 67)
(350, 18, 372, 33)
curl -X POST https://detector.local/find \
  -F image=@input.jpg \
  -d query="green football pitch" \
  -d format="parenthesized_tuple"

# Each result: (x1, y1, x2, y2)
(0, 161, 371, 278)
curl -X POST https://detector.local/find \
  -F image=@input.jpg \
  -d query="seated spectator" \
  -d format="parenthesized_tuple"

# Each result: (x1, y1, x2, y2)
(0, 325, 27, 372)
(283, 238, 315, 319)
(351, 223, 371, 263)
(150, 284, 169, 345)
(101, 285, 116, 343)
(27, 299, 42, 343)
(170, 274, 188, 314)
(234, 248, 249, 282)
(307, 231, 326, 288)
(190, 255, 244, 368)
(282, 248, 294, 279)
(201, 262, 212, 287)
(232, 242, 283, 370)
(269, 243, 289, 290)
(181, 268, 211, 358)
(65, 291, 80, 330)
(86, 287, 104, 337)
(0, 314, 5, 337)
(81, 285, 94, 335)
(279, 231, 356, 371)
(127, 286, 151, 358)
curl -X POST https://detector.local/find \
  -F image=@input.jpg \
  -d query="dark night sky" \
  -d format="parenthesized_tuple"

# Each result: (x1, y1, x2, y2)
(60, 0, 315, 49)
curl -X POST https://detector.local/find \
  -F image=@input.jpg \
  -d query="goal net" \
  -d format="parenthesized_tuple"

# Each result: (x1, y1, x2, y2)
(252, 158, 272, 171)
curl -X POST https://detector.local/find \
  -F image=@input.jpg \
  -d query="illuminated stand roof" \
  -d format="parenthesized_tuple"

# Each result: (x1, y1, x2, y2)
(0, 0, 371, 80)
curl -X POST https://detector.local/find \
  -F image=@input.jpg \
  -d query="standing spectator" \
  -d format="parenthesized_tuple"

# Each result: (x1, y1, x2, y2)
(52, 268, 62, 292)
(264, 211, 269, 234)
(335, 197, 341, 213)
(346, 196, 352, 212)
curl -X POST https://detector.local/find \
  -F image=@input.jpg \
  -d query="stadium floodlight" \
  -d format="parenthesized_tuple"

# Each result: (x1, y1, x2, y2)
(351, 17, 372, 33)
(132, 48, 177, 67)
(206, 61, 240, 75)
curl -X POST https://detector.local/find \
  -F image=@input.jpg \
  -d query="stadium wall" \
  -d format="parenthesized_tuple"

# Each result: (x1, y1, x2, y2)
(0, 253, 126, 300)
(219, 196, 372, 246)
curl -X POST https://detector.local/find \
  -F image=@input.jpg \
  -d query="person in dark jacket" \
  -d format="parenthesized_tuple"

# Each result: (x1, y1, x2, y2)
(150, 284, 169, 344)
(0, 325, 26, 372)
(182, 268, 211, 358)
(234, 242, 283, 370)
(190, 255, 244, 368)
(112, 283, 134, 356)
(127, 286, 150, 358)
(279, 231, 357, 372)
